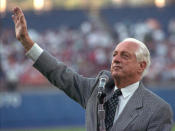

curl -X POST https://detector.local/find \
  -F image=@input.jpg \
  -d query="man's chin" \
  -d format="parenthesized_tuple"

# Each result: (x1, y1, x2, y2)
(111, 72, 121, 78)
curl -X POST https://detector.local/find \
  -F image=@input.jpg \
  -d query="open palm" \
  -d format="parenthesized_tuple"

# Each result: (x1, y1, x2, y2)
(12, 7, 28, 41)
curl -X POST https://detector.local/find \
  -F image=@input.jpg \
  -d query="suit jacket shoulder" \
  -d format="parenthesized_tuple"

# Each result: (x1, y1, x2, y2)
(112, 83, 174, 131)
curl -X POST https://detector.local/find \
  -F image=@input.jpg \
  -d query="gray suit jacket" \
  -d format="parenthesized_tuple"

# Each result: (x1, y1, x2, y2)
(33, 51, 174, 131)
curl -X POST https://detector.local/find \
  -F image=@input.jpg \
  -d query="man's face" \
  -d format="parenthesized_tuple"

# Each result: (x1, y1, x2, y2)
(111, 41, 141, 80)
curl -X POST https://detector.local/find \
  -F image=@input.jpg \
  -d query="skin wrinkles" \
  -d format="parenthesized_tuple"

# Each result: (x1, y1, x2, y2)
(110, 41, 146, 89)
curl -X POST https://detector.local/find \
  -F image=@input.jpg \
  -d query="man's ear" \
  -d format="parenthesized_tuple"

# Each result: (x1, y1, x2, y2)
(138, 61, 147, 74)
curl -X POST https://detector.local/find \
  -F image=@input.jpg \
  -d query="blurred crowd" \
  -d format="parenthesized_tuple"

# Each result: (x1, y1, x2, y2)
(1, 18, 175, 91)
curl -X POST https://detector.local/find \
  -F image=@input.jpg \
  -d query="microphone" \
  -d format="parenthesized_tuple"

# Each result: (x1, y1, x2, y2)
(97, 71, 114, 131)
(98, 75, 109, 93)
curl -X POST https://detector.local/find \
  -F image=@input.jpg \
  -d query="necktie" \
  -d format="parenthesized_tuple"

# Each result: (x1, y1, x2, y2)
(104, 89, 122, 130)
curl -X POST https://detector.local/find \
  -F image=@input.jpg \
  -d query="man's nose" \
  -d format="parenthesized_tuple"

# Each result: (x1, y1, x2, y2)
(112, 55, 121, 63)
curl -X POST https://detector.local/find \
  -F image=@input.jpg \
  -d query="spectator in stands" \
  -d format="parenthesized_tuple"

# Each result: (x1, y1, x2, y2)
(12, 7, 173, 131)
(0, 61, 5, 90)
(1, 11, 175, 84)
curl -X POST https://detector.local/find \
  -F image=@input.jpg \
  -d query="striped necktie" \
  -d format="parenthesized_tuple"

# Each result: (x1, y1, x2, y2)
(104, 89, 122, 130)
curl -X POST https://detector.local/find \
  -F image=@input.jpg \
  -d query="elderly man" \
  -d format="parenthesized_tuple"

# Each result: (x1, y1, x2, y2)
(12, 7, 173, 131)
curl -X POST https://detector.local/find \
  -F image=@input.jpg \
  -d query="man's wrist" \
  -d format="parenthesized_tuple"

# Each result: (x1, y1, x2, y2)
(20, 35, 34, 52)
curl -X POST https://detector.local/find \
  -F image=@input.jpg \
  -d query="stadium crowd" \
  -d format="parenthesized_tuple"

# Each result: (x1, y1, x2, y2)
(1, 18, 175, 90)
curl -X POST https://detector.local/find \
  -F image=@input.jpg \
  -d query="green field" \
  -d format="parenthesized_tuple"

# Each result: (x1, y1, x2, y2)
(23, 127, 85, 131)
(3, 125, 175, 131)
(3, 127, 85, 131)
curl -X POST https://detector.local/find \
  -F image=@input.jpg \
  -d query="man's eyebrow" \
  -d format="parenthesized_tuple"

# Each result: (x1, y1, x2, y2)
(112, 51, 118, 55)
(113, 50, 132, 56)
(113, 51, 117, 54)
(121, 51, 130, 54)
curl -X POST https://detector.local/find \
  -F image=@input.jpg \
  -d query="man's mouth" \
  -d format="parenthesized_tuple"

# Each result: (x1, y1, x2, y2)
(113, 66, 122, 70)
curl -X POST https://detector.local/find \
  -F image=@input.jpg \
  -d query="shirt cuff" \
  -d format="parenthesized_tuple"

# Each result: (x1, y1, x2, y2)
(26, 43, 43, 62)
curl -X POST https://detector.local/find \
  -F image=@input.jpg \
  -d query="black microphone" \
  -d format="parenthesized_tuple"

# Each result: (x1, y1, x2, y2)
(98, 75, 109, 94)
(97, 71, 114, 131)
(97, 74, 109, 131)
(102, 71, 115, 90)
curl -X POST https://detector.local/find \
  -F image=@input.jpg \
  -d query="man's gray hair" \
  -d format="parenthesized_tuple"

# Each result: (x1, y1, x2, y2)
(123, 38, 151, 78)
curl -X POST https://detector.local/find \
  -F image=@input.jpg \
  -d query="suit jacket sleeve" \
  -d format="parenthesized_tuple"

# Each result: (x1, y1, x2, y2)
(147, 102, 174, 131)
(33, 51, 99, 108)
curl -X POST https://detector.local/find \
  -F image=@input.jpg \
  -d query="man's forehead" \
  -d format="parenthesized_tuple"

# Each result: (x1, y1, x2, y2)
(115, 41, 139, 51)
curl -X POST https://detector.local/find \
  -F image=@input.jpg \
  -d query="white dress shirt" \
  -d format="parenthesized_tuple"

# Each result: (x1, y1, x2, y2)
(26, 43, 140, 122)
(26, 43, 43, 62)
(114, 81, 139, 122)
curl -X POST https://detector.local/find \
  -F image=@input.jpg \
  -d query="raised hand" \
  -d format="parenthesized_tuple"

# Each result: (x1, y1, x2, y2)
(12, 7, 28, 41)
(12, 7, 34, 51)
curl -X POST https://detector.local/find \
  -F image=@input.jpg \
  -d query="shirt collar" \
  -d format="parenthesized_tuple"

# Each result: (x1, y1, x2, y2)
(115, 81, 140, 98)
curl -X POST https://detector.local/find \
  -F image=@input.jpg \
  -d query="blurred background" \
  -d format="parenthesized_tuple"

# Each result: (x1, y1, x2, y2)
(0, 0, 175, 131)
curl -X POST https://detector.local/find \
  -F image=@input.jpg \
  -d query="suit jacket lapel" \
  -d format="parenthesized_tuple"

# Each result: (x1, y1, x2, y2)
(111, 83, 144, 131)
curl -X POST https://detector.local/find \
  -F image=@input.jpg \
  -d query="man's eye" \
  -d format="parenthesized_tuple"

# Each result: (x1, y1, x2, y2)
(124, 54, 129, 57)
(122, 54, 129, 59)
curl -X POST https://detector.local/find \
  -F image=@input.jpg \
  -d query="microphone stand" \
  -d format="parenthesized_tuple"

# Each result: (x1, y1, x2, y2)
(97, 91, 106, 131)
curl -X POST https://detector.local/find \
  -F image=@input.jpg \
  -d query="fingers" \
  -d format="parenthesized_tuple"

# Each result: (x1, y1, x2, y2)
(12, 15, 15, 22)
(12, 8, 17, 24)
(20, 15, 25, 25)
(13, 7, 22, 16)
(12, 7, 18, 24)
(12, 7, 24, 24)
